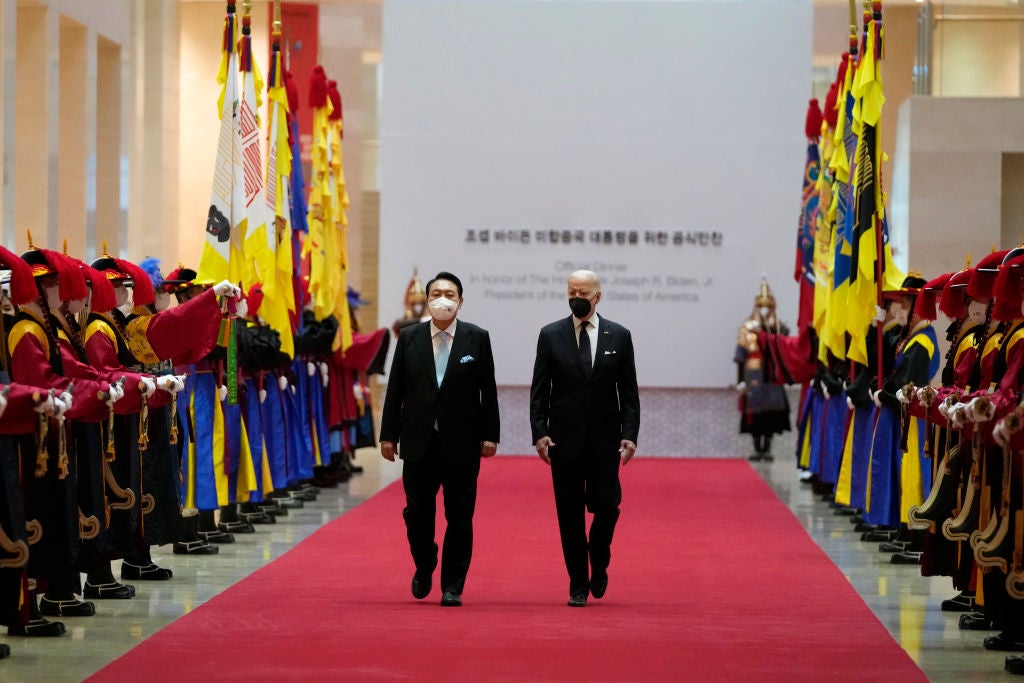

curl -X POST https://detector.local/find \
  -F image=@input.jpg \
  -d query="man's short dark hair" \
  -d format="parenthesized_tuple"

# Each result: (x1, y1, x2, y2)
(426, 271, 463, 298)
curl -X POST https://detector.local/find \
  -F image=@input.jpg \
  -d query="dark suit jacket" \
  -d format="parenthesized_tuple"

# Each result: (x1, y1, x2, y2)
(380, 320, 500, 461)
(530, 315, 640, 459)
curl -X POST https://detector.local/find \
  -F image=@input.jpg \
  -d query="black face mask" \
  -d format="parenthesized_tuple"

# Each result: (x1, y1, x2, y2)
(569, 297, 591, 318)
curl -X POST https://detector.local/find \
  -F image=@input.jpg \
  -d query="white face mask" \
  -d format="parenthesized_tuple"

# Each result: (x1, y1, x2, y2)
(429, 296, 459, 321)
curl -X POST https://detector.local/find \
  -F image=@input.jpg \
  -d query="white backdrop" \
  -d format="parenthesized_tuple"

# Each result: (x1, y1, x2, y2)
(380, 0, 812, 387)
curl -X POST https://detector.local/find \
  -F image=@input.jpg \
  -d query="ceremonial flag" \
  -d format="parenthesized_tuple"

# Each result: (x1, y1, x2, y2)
(260, 15, 296, 359)
(847, 5, 905, 367)
(197, 5, 247, 287)
(285, 70, 310, 323)
(326, 79, 353, 353)
(795, 98, 822, 333)
(304, 66, 333, 324)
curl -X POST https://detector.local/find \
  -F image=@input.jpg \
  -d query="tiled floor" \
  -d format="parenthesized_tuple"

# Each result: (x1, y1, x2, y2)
(0, 444, 1016, 682)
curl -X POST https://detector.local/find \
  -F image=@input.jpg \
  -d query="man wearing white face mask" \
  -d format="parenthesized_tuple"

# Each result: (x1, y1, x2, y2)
(380, 271, 500, 607)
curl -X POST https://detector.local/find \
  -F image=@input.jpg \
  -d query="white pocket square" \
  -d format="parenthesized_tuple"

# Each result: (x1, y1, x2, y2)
(604, 350, 617, 355)
(459, 355, 475, 364)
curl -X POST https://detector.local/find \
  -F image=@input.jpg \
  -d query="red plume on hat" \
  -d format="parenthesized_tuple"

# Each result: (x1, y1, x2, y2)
(42, 249, 88, 302)
(285, 70, 300, 114)
(938, 268, 972, 320)
(994, 252, 1024, 318)
(77, 261, 117, 313)
(115, 258, 155, 307)
(0, 245, 38, 306)
(915, 272, 952, 321)
(968, 249, 1010, 300)
(327, 79, 343, 127)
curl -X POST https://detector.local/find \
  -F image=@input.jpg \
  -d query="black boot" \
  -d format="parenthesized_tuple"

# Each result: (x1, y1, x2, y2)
(121, 545, 173, 580)
(84, 564, 136, 599)
(238, 501, 275, 524)
(39, 574, 95, 616)
(9, 590, 65, 637)
(217, 504, 255, 534)
(173, 513, 220, 555)
(197, 509, 235, 544)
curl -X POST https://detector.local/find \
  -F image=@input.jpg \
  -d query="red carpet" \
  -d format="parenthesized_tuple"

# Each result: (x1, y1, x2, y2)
(89, 458, 925, 682)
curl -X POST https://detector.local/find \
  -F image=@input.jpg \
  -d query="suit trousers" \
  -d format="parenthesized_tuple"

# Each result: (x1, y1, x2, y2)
(402, 431, 481, 595)
(550, 443, 622, 596)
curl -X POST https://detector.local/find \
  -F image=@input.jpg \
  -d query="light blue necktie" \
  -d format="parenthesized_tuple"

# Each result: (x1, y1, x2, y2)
(435, 331, 449, 387)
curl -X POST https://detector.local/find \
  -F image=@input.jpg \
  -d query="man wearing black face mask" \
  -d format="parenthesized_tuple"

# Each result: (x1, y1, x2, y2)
(530, 269, 640, 607)
(380, 271, 500, 607)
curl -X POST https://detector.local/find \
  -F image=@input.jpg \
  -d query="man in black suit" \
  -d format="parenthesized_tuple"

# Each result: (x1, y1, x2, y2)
(530, 269, 640, 607)
(380, 271, 499, 607)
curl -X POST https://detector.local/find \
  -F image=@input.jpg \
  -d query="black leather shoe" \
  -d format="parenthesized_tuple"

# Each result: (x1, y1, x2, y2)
(8, 618, 65, 637)
(590, 573, 608, 599)
(1006, 655, 1024, 675)
(567, 592, 587, 607)
(440, 591, 462, 607)
(173, 539, 219, 555)
(0, 643, 9, 658)
(239, 510, 275, 524)
(121, 562, 173, 580)
(83, 581, 135, 600)
(890, 551, 922, 565)
(985, 633, 1024, 652)
(861, 529, 896, 542)
(854, 522, 880, 533)
(941, 593, 975, 612)
(959, 612, 996, 631)
(197, 529, 235, 544)
(411, 570, 432, 600)
(217, 521, 255, 534)
(39, 597, 95, 617)
(878, 541, 909, 553)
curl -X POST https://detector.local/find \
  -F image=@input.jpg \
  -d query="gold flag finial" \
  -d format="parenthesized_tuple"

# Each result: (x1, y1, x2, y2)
(965, 253, 972, 270)
(26, 230, 35, 250)
(102, 241, 110, 258)
(62, 238, 68, 256)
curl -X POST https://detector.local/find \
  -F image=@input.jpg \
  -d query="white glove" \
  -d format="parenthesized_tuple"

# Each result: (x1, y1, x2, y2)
(218, 385, 228, 402)
(235, 298, 249, 319)
(938, 401, 950, 418)
(319, 363, 329, 388)
(174, 375, 187, 392)
(51, 396, 69, 419)
(278, 375, 289, 392)
(34, 394, 55, 415)
(306, 361, 316, 377)
(871, 390, 882, 408)
(258, 388, 267, 404)
(140, 377, 156, 399)
(846, 396, 855, 410)
(993, 420, 1010, 448)
(917, 387, 932, 406)
(822, 385, 831, 400)
(107, 382, 124, 406)
(872, 305, 886, 324)
(59, 390, 73, 412)
(897, 387, 912, 404)
(735, 381, 747, 393)
(950, 405, 969, 429)
(156, 375, 178, 393)
(968, 397, 995, 423)
(0, 390, 6, 420)
(213, 280, 241, 298)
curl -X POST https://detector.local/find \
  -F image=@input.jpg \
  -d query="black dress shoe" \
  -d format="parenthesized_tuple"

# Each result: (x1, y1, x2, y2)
(0, 643, 9, 658)
(83, 581, 135, 600)
(985, 633, 1024, 652)
(173, 539, 220, 555)
(878, 541, 909, 553)
(440, 591, 462, 607)
(567, 592, 587, 607)
(8, 618, 65, 637)
(861, 530, 896, 542)
(411, 570, 432, 600)
(121, 562, 173, 580)
(39, 596, 96, 617)
(854, 522, 880, 533)
(217, 521, 255, 534)
(959, 612, 996, 631)
(1006, 655, 1024, 675)
(590, 573, 608, 599)
(239, 510, 276, 524)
